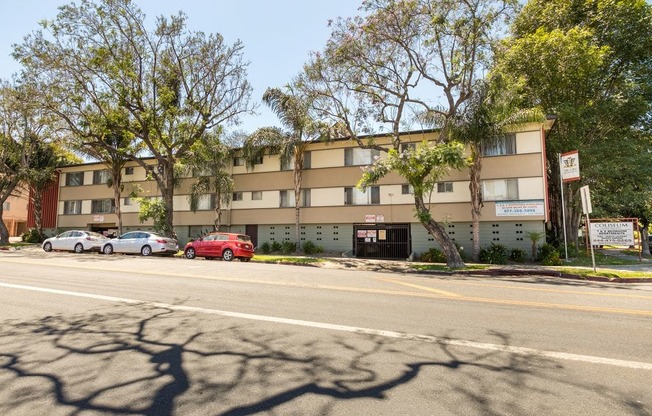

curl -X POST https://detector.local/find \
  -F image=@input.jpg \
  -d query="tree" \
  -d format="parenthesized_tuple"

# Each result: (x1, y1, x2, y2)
(15, 0, 254, 238)
(300, 0, 517, 267)
(0, 81, 47, 244)
(75, 108, 138, 236)
(447, 80, 543, 261)
(243, 86, 331, 252)
(498, 0, 652, 246)
(182, 130, 234, 231)
(24, 141, 74, 241)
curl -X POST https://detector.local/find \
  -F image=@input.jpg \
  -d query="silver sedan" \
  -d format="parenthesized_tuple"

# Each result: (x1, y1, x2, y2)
(42, 230, 109, 253)
(101, 231, 178, 256)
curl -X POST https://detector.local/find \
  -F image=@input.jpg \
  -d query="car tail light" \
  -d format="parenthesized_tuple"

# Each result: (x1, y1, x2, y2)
(156, 239, 168, 244)
(86, 236, 93, 241)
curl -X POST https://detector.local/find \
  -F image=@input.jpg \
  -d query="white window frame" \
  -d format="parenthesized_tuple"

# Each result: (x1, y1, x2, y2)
(437, 182, 453, 193)
(482, 179, 518, 201)
(63, 200, 82, 215)
(344, 148, 381, 166)
(482, 133, 517, 156)
(65, 172, 84, 186)
(344, 186, 380, 205)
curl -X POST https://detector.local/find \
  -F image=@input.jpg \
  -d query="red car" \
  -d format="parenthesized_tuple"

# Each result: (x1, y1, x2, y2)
(184, 232, 254, 261)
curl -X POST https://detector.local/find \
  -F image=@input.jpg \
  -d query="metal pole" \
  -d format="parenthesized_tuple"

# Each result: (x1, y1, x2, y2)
(586, 213, 596, 272)
(559, 154, 569, 261)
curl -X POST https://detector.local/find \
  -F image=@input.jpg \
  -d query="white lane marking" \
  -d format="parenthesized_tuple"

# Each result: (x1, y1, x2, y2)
(2, 281, 651, 371)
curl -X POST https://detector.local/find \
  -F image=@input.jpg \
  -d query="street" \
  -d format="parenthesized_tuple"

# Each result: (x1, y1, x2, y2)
(0, 250, 651, 415)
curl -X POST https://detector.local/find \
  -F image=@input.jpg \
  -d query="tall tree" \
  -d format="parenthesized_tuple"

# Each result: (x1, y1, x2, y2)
(301, 0, 517, 267)
(447, 80, 543, 261)
(0, 81, 46, 244)
(243, 86, 331, 252)
(15, 0, 254, 238)
(498, 0, 652, 246)
(182, 130, 234, 231)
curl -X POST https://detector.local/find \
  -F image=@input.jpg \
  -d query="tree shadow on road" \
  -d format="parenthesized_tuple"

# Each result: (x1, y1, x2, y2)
(0, 304, 648, 415)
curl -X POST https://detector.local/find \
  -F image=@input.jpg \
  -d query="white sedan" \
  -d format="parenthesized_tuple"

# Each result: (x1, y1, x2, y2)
(42, 230, 109, 253)
(101, 231, 178, 256)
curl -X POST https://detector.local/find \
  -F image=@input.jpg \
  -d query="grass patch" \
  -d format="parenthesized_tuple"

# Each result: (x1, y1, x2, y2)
(411, 264, 489, 272)
(252, 255, 324, 264)
(557, 267, 651, 279)
(564, 251, 640, 266)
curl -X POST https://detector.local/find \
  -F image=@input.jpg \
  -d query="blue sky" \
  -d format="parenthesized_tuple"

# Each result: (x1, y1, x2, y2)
(0, 0, 363, 134)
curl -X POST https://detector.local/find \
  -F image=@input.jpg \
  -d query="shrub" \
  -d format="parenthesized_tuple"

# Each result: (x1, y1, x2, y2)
(536, 243, 559, 262)
(302, 240, 323, 255)
(537, 243, 562, 265)
(479, 243, 509, 264)
(260, 241, 271, 254)
(281, 240, 296, 254)
(271, 241, 282, 252)
(419, 247, 446, 263)
(22, 228, 44, 244)
(509, 248, 527, 263)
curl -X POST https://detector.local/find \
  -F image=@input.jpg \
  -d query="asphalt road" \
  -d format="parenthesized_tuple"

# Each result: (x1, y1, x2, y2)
(0, 250, 651, 416)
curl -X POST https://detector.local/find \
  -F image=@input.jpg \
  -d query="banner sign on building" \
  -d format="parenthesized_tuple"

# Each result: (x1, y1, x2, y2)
(560, 150, 580, 182)
(495, 200, 545, 217)
(93, 215, 105, 223)
(589, 222, 635, 246)
(364, 214, 376, 223)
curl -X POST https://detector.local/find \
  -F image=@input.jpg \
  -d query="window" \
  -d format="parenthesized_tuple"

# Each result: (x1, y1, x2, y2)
(65, 172, 84, 186)
(344, 186, 380, 205)
(233, 157, 245, 166)
(280, 158, 293, 171)
(232, 192, 243, 201)
(124, 197, 132, 206)
(482, 133, 516, 156)
(93, 170, 111, 185)
(279, 190, 293, 207)
(344, 148, 380, 166)
(253, 155, 264, 165)
(2, 202, 9, 211)
(193, 167, 214, 177)
(197, 194, 216, 210)
(302, 189, 311, 207)
(125, 167, 134, 175)
(91, 199, 115, 214)
(303, 151, 311, 169)
(482, 179, 518, 201)
(437, 182, 453, 193)
(252, 191, 263, 201)
(401, 184, 413, 195)
(64, 200, 82, 215)
(400, 142, 416, 153)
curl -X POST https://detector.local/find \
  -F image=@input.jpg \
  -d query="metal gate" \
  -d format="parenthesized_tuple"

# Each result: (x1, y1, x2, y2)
(353, 223, 411, 259)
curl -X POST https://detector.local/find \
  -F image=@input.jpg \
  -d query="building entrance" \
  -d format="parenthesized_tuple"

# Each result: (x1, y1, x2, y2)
(353, 223, 411, 260)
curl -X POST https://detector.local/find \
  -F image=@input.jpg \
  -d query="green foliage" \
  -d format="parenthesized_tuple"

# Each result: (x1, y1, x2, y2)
(509, 248, 527, 263)
(260, 241, 272, 254)
(22, 228, 44, 243)
(302, 240, 324, 255)
(271, 241, 282, 252)
(281, 241, 296, 254)
(479, 243, 509, 264)
(135, 198, 168, 234)
(419, 247, 446, 263)
(537, 243, 562, 265)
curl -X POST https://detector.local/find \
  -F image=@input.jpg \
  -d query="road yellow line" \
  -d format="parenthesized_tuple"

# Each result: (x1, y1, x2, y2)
(378, 277, 462, 298)
(2, 257, 651, 317)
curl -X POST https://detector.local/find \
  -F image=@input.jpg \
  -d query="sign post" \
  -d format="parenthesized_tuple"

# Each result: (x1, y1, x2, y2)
(559, 151, 580, 260)
(580, 185, 596, 272)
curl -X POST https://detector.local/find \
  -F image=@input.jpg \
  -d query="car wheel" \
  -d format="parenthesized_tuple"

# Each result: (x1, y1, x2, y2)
(222, 249, 234, 262)
(43, 242, 52, 252)
(141, 245, 152, 256)
(74, 243, 84, 254)
(185, 248, 196, 259)
(103, 244, 114, 255)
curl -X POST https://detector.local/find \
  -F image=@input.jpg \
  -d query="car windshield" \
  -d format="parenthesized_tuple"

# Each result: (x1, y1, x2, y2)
(237, 235, 251, 243)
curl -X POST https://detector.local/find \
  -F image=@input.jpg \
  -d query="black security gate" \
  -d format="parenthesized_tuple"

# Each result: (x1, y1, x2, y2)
(353, 223, 411, 259)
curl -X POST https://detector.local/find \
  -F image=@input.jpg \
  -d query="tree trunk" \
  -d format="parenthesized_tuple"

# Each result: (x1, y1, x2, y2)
(32, 187, 44, 241)
(113, 182, 123, 236)
(0, 205, 9, 245)
(468, 145, 483, 262)
(214, 192, 222, 231)
(640, 224, 650, 257)
(415, 195, 465, 268)
(293, 152, 304, 252)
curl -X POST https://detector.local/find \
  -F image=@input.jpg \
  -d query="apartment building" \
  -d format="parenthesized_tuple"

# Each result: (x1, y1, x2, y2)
(50, 126, 549, 258)
(2, 190, 28, 238)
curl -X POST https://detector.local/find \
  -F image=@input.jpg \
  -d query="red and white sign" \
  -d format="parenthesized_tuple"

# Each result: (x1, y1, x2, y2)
(560, 151, 580, 182)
